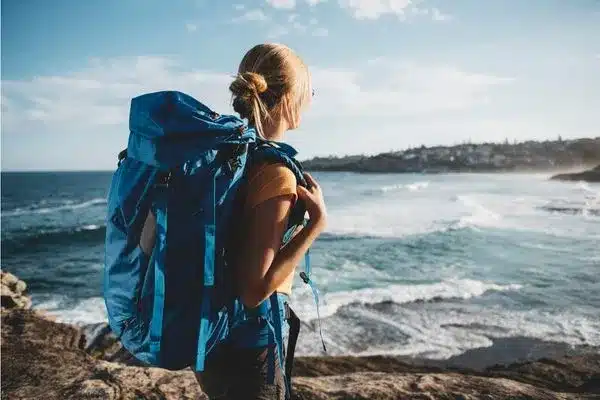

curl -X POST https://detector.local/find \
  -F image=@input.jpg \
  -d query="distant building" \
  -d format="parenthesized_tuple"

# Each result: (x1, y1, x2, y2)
(492, 154, 507, 166)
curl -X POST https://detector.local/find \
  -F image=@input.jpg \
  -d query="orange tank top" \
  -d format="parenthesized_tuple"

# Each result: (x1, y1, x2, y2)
(235, 162, 298, 295)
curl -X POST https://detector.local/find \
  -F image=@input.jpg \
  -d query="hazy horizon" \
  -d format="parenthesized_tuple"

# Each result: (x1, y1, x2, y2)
(1, 135, 597, 173)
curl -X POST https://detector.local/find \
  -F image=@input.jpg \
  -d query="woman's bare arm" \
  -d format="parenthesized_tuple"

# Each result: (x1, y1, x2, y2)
(237, 173, 326, 308)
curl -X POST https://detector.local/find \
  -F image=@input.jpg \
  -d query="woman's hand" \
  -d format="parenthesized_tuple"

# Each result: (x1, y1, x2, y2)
(297, 172, 327, 232)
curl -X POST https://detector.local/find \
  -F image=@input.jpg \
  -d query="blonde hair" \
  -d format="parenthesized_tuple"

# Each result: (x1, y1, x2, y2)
(229, 43, 311, 138)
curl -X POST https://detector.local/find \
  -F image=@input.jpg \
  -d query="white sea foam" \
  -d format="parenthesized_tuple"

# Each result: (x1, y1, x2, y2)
(325, 196, 454, 238)
(33, 296, 107, 325)
(79, 224, 103, 231)
(577, 181, 599, 195)
(377, 181, 430, 193)
(2, 198, 107, 217)
(291, 278, 522, 322)
(294, 301, 600, 359)
(454, 194, 502, 229)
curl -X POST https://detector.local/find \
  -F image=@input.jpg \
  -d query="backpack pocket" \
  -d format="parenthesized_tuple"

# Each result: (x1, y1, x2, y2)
(104, 159, 158, 338)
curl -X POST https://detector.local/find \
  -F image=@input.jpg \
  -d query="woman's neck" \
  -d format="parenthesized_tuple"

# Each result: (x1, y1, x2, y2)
(261, 119, 288, 142)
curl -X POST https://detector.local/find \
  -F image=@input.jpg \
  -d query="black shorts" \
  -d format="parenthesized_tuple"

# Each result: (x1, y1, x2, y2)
(195, 343, 286, 400)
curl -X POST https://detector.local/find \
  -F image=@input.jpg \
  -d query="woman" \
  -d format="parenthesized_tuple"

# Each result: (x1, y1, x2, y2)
(195, 43, 327, 399)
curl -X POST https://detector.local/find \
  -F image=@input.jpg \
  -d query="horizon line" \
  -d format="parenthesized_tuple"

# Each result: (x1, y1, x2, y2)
(2, 136, 598, 173)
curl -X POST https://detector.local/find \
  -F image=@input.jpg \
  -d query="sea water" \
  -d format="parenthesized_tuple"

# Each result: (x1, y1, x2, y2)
(2, 171, 599, 359)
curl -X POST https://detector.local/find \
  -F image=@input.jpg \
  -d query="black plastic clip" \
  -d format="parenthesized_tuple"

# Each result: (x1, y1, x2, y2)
(300, 272, 310, 284)
(117, 149, 128, 166)
(227, 157, 242, 173)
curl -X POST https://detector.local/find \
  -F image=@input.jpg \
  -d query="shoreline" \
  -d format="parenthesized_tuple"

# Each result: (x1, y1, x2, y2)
(301, 164, 600, 176)
(301, 137, 600, 175)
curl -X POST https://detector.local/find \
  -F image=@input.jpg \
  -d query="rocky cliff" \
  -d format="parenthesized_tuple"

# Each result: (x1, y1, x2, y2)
(551, 165, 600, 183)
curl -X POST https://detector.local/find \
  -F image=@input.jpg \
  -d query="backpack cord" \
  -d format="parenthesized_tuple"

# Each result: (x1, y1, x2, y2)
(300, 248, 327, 353)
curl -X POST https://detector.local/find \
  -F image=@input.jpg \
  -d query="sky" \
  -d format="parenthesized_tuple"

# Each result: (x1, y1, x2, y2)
(1, 0, 599, 171)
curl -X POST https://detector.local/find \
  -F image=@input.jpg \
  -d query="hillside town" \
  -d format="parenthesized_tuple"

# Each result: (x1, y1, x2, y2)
(302, 137, 600, 173)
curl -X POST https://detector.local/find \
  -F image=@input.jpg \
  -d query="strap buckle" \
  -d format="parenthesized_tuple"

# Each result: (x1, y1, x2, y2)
(154, 172, 172, 189)
(299, 272, 310, 284)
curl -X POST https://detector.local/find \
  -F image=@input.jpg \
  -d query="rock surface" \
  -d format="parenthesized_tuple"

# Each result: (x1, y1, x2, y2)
(2, 273, 600, 399)
(551, 164, 600, 182)
(1, 309, 205, 400)
(292, 372, 585, 400)
(1, 271, 32, 310)
(3, 309, 600, 399)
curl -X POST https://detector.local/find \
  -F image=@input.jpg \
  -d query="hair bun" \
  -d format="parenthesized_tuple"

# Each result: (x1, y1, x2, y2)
(244, 72, 268, 94)
(230, 72, 268, 98)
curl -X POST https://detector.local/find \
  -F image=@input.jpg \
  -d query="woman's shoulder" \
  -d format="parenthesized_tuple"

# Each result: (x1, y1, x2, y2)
(247, 162, 296, 184)
(245, 163, 297, 209)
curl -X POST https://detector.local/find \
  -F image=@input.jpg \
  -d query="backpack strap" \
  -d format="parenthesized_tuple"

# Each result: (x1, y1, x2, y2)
(148, 171, 171, 359)
(300, 250, 327, 352)
(284, 304, 300, 397)
(195, 168, 218, 371)
(249, 138, 308, 188)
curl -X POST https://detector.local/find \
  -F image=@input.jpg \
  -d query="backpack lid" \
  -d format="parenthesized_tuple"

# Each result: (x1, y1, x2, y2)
(129, 91, 250, 141)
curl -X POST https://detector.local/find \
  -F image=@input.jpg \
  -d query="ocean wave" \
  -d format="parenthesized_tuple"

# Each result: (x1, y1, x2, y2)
(292, 278, 522, 321)
(2, 224, 106, 254)
(33, 295, 107, 325)
(538, 205, 600, 217)
(294, 300, 600, 359)
(366, 181, 430, 195)
(577, 181, 600, 194)
(452, 194, 502, 230)
(2, 198, 107, 218)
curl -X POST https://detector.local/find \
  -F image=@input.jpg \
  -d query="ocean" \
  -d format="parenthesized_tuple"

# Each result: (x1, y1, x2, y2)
(2, 171, 599, 360)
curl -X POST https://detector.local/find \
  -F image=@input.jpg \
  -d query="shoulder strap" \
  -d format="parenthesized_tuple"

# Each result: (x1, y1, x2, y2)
(249, 138, 308, 188)
(249, 139, 308, 233)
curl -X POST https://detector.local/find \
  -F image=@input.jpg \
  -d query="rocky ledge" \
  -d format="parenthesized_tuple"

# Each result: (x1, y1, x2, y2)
(551, 165, 600, 183)
(2, 272, 599, 399)
(1, 271, 32, 310)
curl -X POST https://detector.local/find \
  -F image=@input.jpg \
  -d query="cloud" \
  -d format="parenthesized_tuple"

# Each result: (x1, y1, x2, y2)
(339, 0, 412, 20)
(2, 56, 511, 130)
(410, 6, 428, 16)
(266, 0, 296, 9)
(292, 21, 308, 33)
(312, 27, 329, 36)
(431, 7, 452, 22)
(185, 23, 198, 32)
(337, 0, 452, 22)
(1, 55, 513, 169)
(1, 56, 239, 170)
(267, 24, 290, 38)
(232, 9, 270, 22)
(306, 0, 327, 5)
(1, 56, 234, 138)
(234, 3, 245, 10)
(269, 15, 311, 37)
(307, 59, 513, 117)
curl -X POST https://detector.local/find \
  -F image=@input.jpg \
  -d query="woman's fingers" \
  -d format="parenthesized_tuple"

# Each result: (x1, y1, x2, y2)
(303, 172, 319, 190)
(297, 185, 312, 200)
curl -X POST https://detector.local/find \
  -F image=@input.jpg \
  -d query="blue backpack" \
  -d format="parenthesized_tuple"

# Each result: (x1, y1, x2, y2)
(103, 91, 323, 387)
